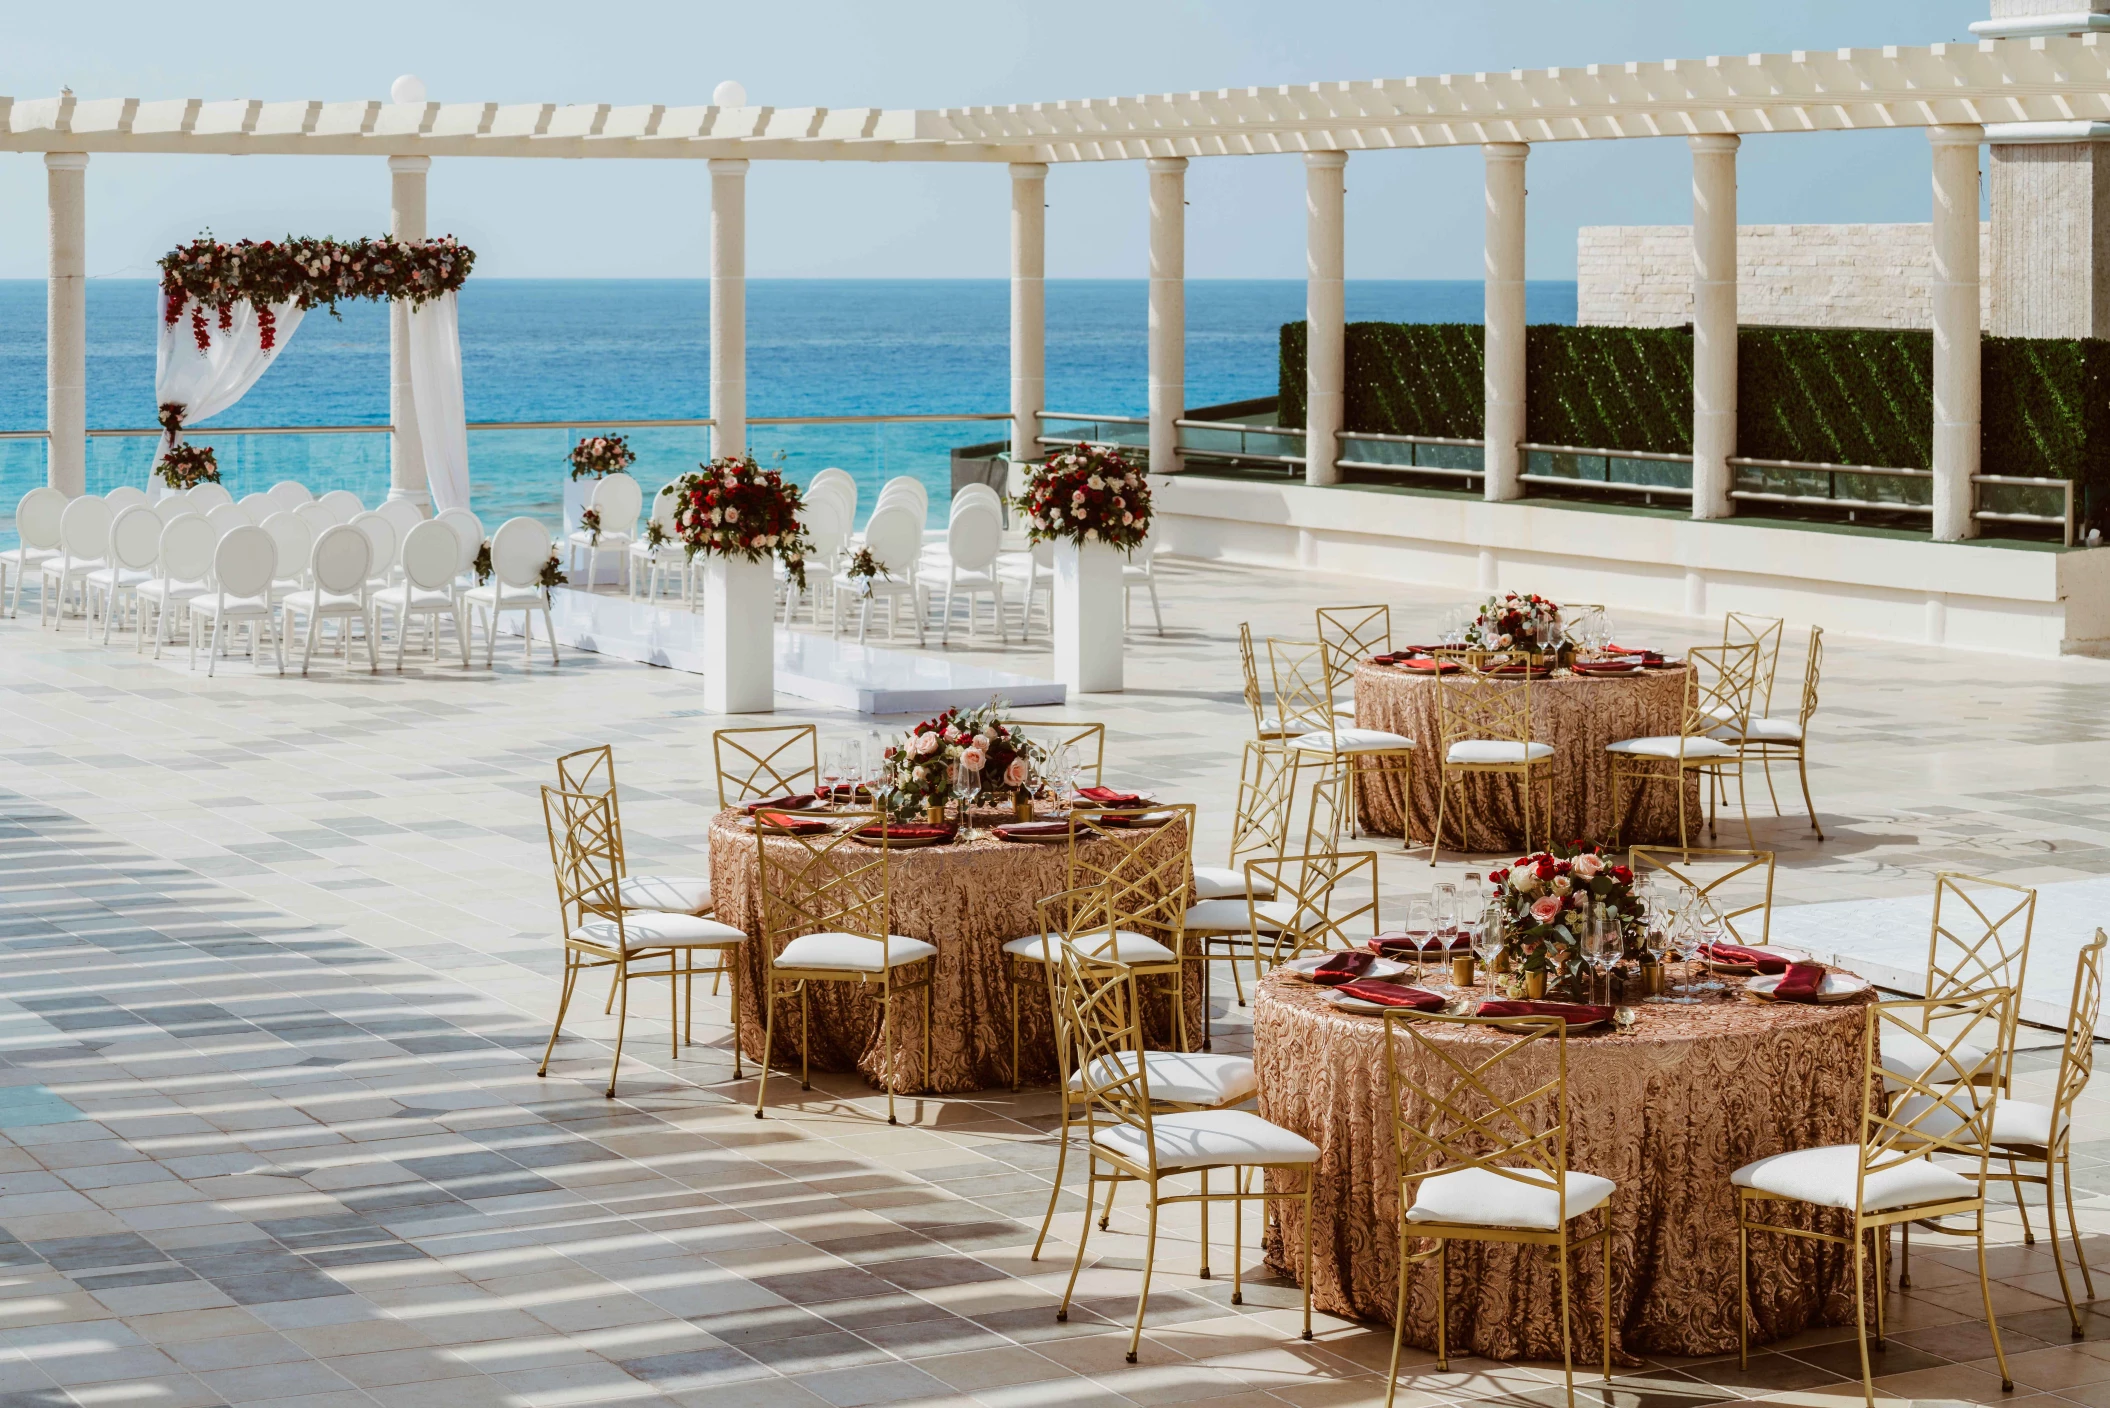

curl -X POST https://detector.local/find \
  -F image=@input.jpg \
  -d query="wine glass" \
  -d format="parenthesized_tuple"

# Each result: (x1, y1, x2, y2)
(1691, 899, 1726, 993)
(1431, 882, 1458, 959)
(1047, 742, 1074, 803)
(820, 739, 846, 807)
(1583, 904, 1619, 1005)
(953, 753, 983, 838)
(863, 729, 883, 800)
(1640, 897, 1670, 998)
(1405, 896, 1434, 987)
(1599, 611, 1617, 655)
(1471, 912, 1505, 991)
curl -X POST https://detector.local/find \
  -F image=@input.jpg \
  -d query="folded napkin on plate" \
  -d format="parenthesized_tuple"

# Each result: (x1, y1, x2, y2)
(1369, 931, 1470, 956)
(993, 820, 1070, 841)
(1571, 659, 1641, 674)
(1100, 809, 1177, 829)
(1075, 786, 1145, 806)
(1488, 663, 1554, 677)
(1337, 978, 1446, 1011)
(1772, 962, 1829, 1002)
(853, 822, 956, 842)
(1475, 999, 1614, 1024)
(1703, 942, 1789, 974)
(743, 792, 816, 814)
(1310, 951, 1376, 985)
(1371, 651, 1410, 665)
(1403, 658, 1461, 673)
(755, 811, 832, 835)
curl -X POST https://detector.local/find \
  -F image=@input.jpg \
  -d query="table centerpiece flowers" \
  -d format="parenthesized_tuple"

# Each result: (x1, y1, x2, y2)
(1487, 844, 1640, 997)
(670, 453, 814, 589)
(153, 442, 221, 491)
(1013, 443, 1152, 551)
(879, 701, 1043, 821)
(1463, 591, 1564, 655)
(569, 433, 636, 481)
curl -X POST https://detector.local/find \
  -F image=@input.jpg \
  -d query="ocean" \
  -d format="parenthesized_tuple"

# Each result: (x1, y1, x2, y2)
(0, 278, 1577, 546)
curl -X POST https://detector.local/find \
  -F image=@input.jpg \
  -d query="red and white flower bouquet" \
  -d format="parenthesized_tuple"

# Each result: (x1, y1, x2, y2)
(1014, 444, 1151, 553)
(1463, 591, 1563, 653)
(880, 701, 1043, 817)
(671, 454, 814, 589)
(1487, 844, 1639, 987)
(568, 434, 636, 481)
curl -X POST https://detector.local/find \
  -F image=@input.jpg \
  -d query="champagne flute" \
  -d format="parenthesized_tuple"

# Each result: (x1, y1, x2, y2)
(1692, 901, 1726, 993)
(1641, 897, 1670, 999)
(953, 753, 982, 839)
(820, 738, 845, 807)
(1405, 895, 1434, 988)
(1584, 904, 1617, 1005)
(1431, 882, 1458, 961)
(1472, 913, 1505, 992)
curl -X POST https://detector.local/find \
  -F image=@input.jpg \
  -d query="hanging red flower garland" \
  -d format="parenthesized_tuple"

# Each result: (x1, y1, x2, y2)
(158, 233, 476, 353)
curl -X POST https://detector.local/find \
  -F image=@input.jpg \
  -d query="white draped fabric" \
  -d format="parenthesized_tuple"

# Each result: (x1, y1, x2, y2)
(406, 291, 470, 514)
(152, 297, 305, 496)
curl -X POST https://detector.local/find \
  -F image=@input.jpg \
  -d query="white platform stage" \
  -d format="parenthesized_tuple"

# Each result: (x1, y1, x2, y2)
(511, 588, 1066, 716)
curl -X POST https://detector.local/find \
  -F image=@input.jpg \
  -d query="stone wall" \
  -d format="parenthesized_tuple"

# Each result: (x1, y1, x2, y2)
(1577, 224, 1993, 330)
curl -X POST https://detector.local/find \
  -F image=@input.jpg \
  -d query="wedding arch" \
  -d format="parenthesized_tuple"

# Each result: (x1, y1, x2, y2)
(153, 233, 476, 509)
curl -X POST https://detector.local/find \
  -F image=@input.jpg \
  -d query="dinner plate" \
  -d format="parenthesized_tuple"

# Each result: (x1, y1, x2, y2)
(1321, 991, 1399, 1015)
(735, 816, 836, 835)
(1744, 970, 1870, 1004)
(1703, 945, 1811, 976)
(742, 795, 830, 814)
(1098, 808, 1178, 829)
(849, 831, 956, 849)
(1284, 953, 1409, 982)
(994, 827, 1071, 845)
(1570, 662, 1643, 676)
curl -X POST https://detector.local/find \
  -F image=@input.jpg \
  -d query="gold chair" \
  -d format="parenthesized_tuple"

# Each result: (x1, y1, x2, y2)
(1883, 872, 2036, 1094)
(1183, 741, 1295, 1012)
(1733, 988, 2015, 1406)
(752, 811, 936, 1125)
(1317, 603, 1391, 703)
(1723, 611, 1785, 713)
(1627, 846, 1775, 947)
(1382, 1011, 1614, 1408)
(713, 724, 819, 808)
(535, 787, 749, 1097)
(1271, 635, 1415, 848)
(1243, 846, 1381, 972)
(1427, 662, 1555, 866)
(1052, 934, 1317, 1364)
(1606, 641, 1757, 849)
(1736, 625, 1825, 838)
(1239, 621, 1296, 742)
(1026, 883, 1261, 1264)
(1010, 720, 1106, 786)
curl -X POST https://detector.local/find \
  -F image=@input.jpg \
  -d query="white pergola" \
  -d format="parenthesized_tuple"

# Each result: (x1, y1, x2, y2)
(17, 33, 2110, 539)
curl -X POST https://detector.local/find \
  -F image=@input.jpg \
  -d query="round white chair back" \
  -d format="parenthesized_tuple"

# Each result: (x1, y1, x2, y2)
(58, 495, 113, 560)
(295, 502, 337, 537)
(589, 472, 643, 537)
(105, 485, 149, 513)
(187, 482, 234, 512)
(861, 505, 922, 577)
(879, 474, 928, 513)
(260, 511, 314, 582)
(157, 515, 215, 583)
(205, 504, 250, 540)
(803, 493, 848, 561)
(213, 525, 277, 599)
(349, 512, 398, 579)
(400, 520, 459, 592)
(647, 484, 680, 531)
(378, 497, 424, 539)
(317, 489, 364, 523)
(107, 505, 162, 573)
(309, 524, 373, 597)
(267, 481, 313, 510)
(945, 503, 1002, 572)
(238, 492, 277, 524)
(151, 493, 192, 524)
(14, 487, 66, 550)
(810, 468, 857, 517)
(436, 508, 484, 572)
(951, 482, 1002, 518)
(490, 517, 552, 588)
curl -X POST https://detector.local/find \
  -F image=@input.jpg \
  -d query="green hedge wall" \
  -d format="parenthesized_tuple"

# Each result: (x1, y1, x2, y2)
(1526, 326, 1691, 452)
(1737, 327, 1932, 468)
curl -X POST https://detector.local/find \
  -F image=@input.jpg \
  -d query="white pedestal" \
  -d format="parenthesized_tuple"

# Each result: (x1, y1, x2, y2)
(702, 554, 775, 713)
(1053, 539, 1124, 694)
(561, 478, 624, 587)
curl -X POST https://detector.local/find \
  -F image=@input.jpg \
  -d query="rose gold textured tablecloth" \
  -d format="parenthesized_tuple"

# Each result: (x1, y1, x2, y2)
(1351, 663, 1704, 851)
(710, 809, 1202, 1093)
(1254, 972, 1876, 1361)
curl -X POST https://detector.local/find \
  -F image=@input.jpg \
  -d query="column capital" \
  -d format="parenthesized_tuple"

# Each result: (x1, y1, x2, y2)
(1928, 124, 1986, 147)
(1482, 142, 1529, 162)
(709, 157, 750, 176)
(1304, 150, 1348, 171)
(1009, 161, 1048, 181)
(43, 152, 87, 172)
(386, 155, 430, 175)
(1145, 156, 1188, 175)
(1688, 133, 1741, 154)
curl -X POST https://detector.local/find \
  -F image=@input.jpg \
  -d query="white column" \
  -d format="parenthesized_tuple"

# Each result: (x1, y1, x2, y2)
(387, 156, 430, 510)
(1304, 151, 1347, 487)
(711, 158, 748, 461)
(1010, 162, 1047, 473)
(1147, 157, 1186, 476)
(1482, 142, 1529, 502)
(45, 153, 86, 498)
(1690, 134, 1739, 520)
(1930, 124, 1984, 542)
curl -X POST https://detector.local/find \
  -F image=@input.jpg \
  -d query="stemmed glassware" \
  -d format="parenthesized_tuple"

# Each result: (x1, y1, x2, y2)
(1047, 742, 1074, 803)
(820, 739, 846, 807)
(1431, 882, 1458, 967)
(1641, 896, 1670, 997)
(1471, 912, 1505, 991)
(1582, 904, 1619, 1006)
(953, 752, 983, 839)
(1405, 896, 1434, 987)
(1690, 898, 1726, 993)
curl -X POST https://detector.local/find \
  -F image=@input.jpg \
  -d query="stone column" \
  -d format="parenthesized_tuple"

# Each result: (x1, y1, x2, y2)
(45, 153, 87, 498)
(1690, 135, 1739, 520)
(1010, 162, 1047, 473)
(1930, 125, 1984, 542)
(1304, 151, 1347, 487)
(1483, 143, 1529, 502)
(387, 156, 430, 510)
(710, 158, 748, 461)
(1147, 157, 1186, 476)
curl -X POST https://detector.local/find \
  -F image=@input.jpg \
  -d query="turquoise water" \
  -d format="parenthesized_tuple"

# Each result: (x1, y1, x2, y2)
(0, 278, 1577, 546)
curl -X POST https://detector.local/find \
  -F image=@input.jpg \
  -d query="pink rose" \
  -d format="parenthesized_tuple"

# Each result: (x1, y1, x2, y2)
(961, 747, 988, 770)
(912, 732, 940, 757)
(1572, 853, 1604, 880)
(1004, 758, 1029, 787)
(1529, 896, 1562, 925)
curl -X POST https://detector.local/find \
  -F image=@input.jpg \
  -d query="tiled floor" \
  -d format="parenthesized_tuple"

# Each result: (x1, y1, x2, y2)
(4, 552, 2110, 1407)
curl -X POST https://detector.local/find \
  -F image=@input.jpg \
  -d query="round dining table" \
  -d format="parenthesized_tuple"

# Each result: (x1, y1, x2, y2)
(1252, 971, 1877, 1362)
(1350, 660, 1703, 851)
(709, 806, 1201, 1093)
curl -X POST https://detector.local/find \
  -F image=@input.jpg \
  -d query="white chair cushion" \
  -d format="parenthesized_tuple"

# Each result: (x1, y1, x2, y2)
(138, 579, 208, 603)
(567, 529, 633, 548)
(1879, 1029, 1991, 1088)
(1288, 727, 1415, 755)
(1890, 1093, 2065, 1150)
(574, 912, 746, 952)
(1405, 1166, 1615, 1231)
(775, 931, 937, 972)
(281, 588, 368, 615)
(1605, 735, 1738, 760)
(1001, 929, 1175, 964)
(193, 594, 274, 618)
(86, 567, 152, 589)
(1191, 864, 1276, 902)
(464, 583, 547, 609)
(1091, 1110, 1319, 1170)
(1182, 897, 1294, 932)
(1731, 1144, 1977, 1212)
(1446, 740, 1555, 765)
(1746, 716, 1804, 743)
(1068, 1051, 1258, 1107)
(619, 874, 713, 915)
(377, 585, 457, 611)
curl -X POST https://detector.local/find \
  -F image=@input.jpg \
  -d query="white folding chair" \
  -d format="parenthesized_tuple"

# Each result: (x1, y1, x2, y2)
(876, 474, 929, 520)
(38, 495, 111, 628)
(281, 523, 377, 674)
(809, 467, 857, 520)
(86, 505, 162, 643)
(190, 524, 283, 676)
(2, 486, 65, 618)
(138, 514, 215, 658)
(374, 520, 471, 669)
(780, 492, 847, 625)
(463, 516, 559, 667)
(436, 507, 484, 587)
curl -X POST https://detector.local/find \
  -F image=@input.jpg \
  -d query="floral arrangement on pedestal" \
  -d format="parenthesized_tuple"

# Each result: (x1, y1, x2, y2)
(844, 546, 891, 598)
(671, 454, 813, 590)
(154, 443, 221, 490)
(159, 233, 475, 353)
(879, 701, 1043, 818)
(1013, 444, 1151, 552)
(1487, 844, 1639, 991)
(1463, 591, 1564, 653)
(568, 434, 635, 481)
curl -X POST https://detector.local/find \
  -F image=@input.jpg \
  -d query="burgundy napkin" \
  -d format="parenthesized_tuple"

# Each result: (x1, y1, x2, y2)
(1488, 662, 1554, 677)
(1337, 978, 1446, 1011)
(1605, 645, 1664, 663)
(1403, 658, 1461, 673)
(854, 822, 956, 842)
(1100, 810, 1176, 829)
(1571, 659, 1642, 674)
(1369, 931, 1469, 956)
(1371, 651, 1411, 665)
(1076, 786, 1144, 806)
(993, 820, 1069, 842)
(1475, 999, 1614, 1024)
(1773, 962, 1829, 1002)
(743, 791, 816, 814)
(1703, 942, 1789, 974)
(1310, 951, 1376, 985)
(755, 811, 831, 836)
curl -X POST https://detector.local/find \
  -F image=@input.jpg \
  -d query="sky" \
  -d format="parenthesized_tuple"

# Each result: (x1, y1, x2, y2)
(0, 0, 1994, 283)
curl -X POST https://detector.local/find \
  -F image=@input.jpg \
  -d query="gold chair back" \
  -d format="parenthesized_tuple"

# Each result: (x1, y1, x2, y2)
(1055, 934, 1161, 1162)
(1067, 804, 1196, 948)
(1683, 641, 1759, 743)
(1867, 989, 2009, 1179)
(713, 724, 819, 808)
(1794, 625, 1825, 732)
(1303, 769, 1347, 851)
(1228, 740, 1295, 872)
(1628, 846, 1776, 947)
(1925, 873, 2036, 1081)
(1436, 664, 1535, 756)
(556, 744, 627, 858)
(1239, 622, 1287, 739)
(2052, 933, 2107, 1133)
(755, 810, 894, 959)
(1317, 604, 1392, 695)
(541, 786, 625, 940)
(1011, 721, 1106, 785)
(1266, 636, 1336, 741)
(1724, 612, 1785, 714)
(1243, 847, 1379, 965)
(1384, 1010, 1573, 1212)
(1036, 882, 1120, 1080)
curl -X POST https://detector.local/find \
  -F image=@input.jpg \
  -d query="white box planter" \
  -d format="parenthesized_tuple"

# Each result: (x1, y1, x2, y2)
(561, 477, 625, 587)
(1052, 539, 1125, 694)
(702, 553, 776, 713)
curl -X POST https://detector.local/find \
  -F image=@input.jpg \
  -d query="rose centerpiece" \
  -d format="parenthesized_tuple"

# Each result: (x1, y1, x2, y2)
(880, 701, 1042, 820)
(569, 433, 636, 481)
(1487, 844, 1640, 995)
(673, 453, 814, 714)
(1463, 591, 1564, 655)
(1013, 444, 1152, 693)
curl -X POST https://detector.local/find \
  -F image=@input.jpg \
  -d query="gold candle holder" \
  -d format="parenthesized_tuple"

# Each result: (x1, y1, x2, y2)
(926, 802, 946, 826)
(1524, 970, 1547, 1000)
(1451, 954, 1475, 987)
(1643, 957, 1665, 996)
(1013, 790, 1034, 823)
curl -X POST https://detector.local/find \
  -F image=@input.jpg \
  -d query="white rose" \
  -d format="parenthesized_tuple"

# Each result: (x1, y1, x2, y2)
(1551, 875, 1571, 895)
